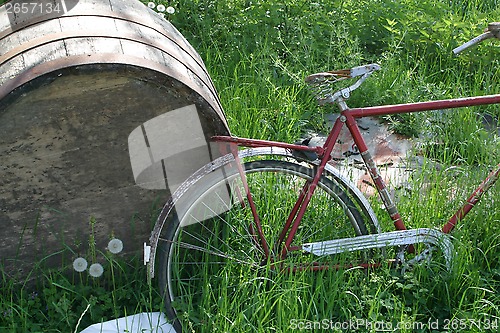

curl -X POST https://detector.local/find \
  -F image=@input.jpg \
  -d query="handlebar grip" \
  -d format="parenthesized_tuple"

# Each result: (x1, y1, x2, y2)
(488, 22, 500, 38)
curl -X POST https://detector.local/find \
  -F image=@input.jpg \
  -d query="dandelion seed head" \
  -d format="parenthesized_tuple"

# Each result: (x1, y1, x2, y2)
(107, 238, 123, 254)
(156, 4, 165, 12)
(89, 263, 104, 278)
(166, 6, 175, 14)
(147, 2, 155, 9)
(73, 257, 88, 272)
(158, 12, 166, 19)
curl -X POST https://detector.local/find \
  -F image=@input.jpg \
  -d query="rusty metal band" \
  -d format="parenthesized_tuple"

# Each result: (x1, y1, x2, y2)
(1, 11, 197, 65)
(1, 11, 206, 74)
(0, 11, 222, 109)
(0, 53, 228, 131)
(0, 35, 225, 125)
(0, 29, 217, 102)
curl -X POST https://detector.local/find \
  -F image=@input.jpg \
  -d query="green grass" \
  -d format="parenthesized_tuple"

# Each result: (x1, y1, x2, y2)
(0, 251, 164, 332)
(1, 0, 500, 332)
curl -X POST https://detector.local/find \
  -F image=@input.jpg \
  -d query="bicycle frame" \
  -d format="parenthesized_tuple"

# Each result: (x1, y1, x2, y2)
(213, 93, 500, 262)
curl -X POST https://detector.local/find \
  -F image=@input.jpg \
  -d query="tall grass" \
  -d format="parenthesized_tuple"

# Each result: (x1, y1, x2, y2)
(171, 0, 499, 164)
(0, 250, 164, 332)
(165, 0, 500, 331)
(1, 0, 499, 331)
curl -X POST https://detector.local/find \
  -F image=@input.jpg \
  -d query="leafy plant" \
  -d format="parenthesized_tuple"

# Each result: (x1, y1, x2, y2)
(1, 0, 499, 331)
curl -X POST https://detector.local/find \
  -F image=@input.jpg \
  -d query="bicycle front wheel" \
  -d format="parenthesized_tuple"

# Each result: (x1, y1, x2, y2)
(158, 159, 376, 332)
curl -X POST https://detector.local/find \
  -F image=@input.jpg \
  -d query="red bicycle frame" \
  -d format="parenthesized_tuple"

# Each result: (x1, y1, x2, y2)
(213, 92, 500, 260)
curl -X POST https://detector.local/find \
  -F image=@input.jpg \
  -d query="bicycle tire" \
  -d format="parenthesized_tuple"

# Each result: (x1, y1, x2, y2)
(157, 159, 377, 332)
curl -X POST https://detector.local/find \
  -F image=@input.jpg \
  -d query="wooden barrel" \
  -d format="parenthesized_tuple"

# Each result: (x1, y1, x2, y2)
(0, 0, 230, 276)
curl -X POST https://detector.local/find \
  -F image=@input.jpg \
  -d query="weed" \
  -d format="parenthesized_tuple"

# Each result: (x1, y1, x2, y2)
(2, 0, 499, 331)
(0, 217, 163, 332)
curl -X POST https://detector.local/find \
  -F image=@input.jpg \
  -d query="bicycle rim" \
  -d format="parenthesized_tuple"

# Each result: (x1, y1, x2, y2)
(158, 159, 375, 332)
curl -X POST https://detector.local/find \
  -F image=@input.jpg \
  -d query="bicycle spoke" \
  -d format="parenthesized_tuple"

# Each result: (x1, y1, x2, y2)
(158, 159, 377, 332)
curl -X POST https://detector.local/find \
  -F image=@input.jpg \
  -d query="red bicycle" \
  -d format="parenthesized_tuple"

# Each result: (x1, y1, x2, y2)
(147, 23, 500, 332)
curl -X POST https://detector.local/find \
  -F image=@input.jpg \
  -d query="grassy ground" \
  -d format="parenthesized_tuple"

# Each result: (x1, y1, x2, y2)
(1, 0, 499, 332)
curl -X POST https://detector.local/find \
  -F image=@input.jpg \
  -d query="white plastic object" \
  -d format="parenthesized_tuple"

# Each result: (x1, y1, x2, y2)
(79, 312, 176, 333)
(144, 242, 152, 266)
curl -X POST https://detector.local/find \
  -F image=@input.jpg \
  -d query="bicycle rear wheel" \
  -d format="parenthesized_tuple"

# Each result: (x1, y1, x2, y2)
(157, 159, 377, 332)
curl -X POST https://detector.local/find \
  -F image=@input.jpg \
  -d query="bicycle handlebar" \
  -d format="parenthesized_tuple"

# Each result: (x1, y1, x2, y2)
(453, 22, 500, 55)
